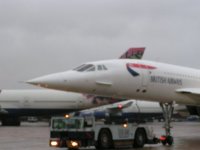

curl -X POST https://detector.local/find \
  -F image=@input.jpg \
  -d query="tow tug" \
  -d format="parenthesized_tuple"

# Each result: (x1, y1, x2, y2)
(49, 115, 160, 149)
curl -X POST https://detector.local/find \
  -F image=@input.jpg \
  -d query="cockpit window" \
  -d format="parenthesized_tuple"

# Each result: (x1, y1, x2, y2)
(74, 64, 107, 72)
(102, 65, 107, 70)
(97, 65, 103, 71)
(87, 66, 95, 71)
(78, 64, 93, 72)
(73, 64, 96, 72)
(73, 64, 86, 71)
(97, 65, 108, 71)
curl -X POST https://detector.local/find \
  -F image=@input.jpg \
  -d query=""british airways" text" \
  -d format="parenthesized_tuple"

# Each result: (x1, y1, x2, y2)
(150, 76, 182, 86)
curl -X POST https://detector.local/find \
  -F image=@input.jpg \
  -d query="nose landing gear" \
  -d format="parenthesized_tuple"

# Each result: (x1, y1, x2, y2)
(159, 102, 174, 146)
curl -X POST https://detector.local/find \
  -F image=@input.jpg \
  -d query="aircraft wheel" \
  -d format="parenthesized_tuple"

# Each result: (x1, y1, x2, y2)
(161, 139, 167, 146)
(98, 129, 113, 149)
(161, 136, 173, 146)
(166, 136, 173, 146)
(133, 129, 146, 148)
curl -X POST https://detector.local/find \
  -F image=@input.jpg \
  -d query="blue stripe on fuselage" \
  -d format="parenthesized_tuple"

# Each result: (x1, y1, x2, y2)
(127, 65, 140, 77)
(0, 108, 79, 117)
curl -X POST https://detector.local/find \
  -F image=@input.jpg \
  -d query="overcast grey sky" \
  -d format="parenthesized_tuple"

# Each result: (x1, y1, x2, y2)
(1, 0, 200, 89)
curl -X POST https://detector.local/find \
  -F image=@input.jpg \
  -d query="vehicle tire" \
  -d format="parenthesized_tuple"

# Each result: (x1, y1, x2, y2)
(2, 117, 20, 126)
(166, 136, 173, 146)
(60, 140, 66, 147)
(133, 129, 146, 148)
(95, 144, 100, 150)
(98, 129, 113, 149)
(161, 140, 167, 146)
(68, 148, 79, 150)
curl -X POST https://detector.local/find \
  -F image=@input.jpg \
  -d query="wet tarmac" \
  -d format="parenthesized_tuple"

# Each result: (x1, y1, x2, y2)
(0, 121, 200, 150)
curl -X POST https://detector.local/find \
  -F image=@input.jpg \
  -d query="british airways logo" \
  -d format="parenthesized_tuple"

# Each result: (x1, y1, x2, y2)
(126, 63, 157, 77)
(126, 64, 140, 76)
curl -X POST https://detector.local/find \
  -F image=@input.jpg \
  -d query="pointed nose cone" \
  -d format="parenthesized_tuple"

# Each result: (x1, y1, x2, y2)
(26, 73, 64, 90)
(27, 70, 89, 93)
(26, 76, 49, 87)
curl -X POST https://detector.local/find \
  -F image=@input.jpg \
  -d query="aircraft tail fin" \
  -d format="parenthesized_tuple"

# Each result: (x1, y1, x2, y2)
(119, 47, 145, 59)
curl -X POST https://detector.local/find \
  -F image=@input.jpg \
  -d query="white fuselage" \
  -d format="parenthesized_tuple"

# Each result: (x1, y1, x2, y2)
(27, 59, 200, 106)
(0, 89, 88, 110)
(0, 89, 118, 116)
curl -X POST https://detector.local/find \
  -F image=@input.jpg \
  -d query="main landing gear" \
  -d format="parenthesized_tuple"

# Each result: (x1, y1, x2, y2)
(159, 102, 174, 146)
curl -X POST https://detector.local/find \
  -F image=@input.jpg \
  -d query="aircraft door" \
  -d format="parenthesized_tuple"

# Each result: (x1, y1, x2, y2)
(141, 70, 150, 89)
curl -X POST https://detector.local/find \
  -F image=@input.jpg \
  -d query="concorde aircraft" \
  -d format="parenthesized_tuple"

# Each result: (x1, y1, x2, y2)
(1, 47, 145, 126)
(1, 48, 144, 126)
(27, 47, 200, 145)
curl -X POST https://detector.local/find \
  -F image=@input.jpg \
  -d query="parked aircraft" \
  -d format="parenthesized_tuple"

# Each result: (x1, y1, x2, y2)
(0, 89, 182, 127)
(78, 99, 185, 122)
(27, 47, 200, 145)
(0, 89, 119, 126)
